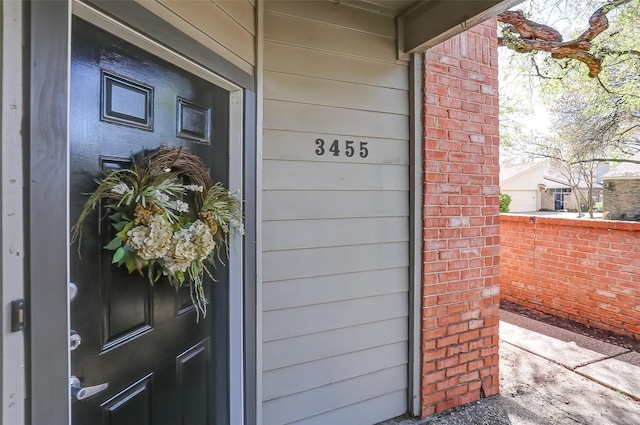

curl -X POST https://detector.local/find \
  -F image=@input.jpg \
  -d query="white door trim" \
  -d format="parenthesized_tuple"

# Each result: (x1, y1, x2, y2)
(2, 1, 26, 424)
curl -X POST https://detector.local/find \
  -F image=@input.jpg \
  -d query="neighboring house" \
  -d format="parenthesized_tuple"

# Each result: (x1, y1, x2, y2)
(602, 156, 640, 221)
(0, 2, 514, 424)
(500, 162, 604, 212)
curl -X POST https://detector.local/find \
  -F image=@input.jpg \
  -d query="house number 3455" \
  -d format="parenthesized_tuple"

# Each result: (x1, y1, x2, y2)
(315, 139, 369, 158)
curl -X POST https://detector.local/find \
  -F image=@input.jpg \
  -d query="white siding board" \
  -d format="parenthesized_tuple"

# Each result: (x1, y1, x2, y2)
(264, 0, 396, 38)
(214, 0, 255, 35)
(136, 0, 254, 74)
(263, 366, 407, 424)
(263, 217, 408, 251)
(264, 99, 409, 140)
(264, 71, 408, 115)
(263, 267, 408, 311)
(263, 130, 409, 165)
(263, 318, 408, 370)
(263, 292, 408, 341)
(287, 390, 407, 425)
(263, 342, 407, 400)
(263, 190, 409, 220)
(264, 12, 397, 62)
(264, 42, 408, 90)
(263, 160, 409, 191)
(261, 2, 410, 423)
(263, 242, 409, 283)
(157, 0, 254, 61)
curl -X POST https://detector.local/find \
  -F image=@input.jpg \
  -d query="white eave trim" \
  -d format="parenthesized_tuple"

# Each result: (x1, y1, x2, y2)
(398, 0, 522, 55)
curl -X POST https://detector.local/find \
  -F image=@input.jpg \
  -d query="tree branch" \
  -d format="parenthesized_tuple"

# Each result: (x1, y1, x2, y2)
(570, 158, 640, 165)
(497, 0, 633, 77)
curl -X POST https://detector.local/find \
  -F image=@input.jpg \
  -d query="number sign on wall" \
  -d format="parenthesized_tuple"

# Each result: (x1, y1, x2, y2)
(315, 139, 369, 159)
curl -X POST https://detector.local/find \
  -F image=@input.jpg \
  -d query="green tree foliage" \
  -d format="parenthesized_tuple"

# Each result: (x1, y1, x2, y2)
(499, 193, 512, 213)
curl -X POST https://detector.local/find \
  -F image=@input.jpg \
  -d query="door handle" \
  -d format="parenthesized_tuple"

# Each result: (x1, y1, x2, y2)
(69, 330, 82, 351)
(69, 282, 78, 302)
(70, 376, 108, 400)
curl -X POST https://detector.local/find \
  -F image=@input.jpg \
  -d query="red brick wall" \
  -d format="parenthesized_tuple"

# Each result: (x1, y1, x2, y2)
(501, 215, 640, 340)
(421, 20, 500, 417)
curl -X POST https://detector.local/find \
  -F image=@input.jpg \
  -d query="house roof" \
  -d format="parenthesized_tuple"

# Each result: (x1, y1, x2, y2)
(602, 155, 640, 179)
(499, 162, 542, 182)
(501, 162, 604, 189)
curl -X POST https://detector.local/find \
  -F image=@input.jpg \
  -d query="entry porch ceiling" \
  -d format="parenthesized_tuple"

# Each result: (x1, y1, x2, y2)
(333, 0, 521, 54)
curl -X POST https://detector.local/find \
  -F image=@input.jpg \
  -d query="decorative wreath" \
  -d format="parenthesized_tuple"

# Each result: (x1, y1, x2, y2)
(71, 146, 244, 319)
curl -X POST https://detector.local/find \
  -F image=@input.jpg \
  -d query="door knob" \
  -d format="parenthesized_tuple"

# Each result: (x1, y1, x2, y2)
(70, 376, 108, 400)
(69, 282, 78, 302)
(69, 330, 81, 351)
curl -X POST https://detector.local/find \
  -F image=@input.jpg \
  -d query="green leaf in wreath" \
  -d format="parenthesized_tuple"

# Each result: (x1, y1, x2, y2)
(116, 221, 135, 240)
(112, 247, 125, 264)
(112, 221, 128, 231)
(124, 255, 137, 274)
(154, 268, 163, 283)
(176, 272, 185, 285)
(104, 236, 123, 251)
(109, 212, 123, 222)
(117, 246, 131, 267)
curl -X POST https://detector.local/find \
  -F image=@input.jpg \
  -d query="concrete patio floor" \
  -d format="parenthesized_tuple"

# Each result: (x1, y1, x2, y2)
(379, 308, 640, 425)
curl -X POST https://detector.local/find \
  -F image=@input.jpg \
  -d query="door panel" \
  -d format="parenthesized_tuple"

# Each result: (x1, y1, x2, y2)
(70, 17, 229, 425)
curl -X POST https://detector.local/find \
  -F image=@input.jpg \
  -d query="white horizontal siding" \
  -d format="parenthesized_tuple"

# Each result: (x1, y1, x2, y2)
(264, 366, 407, 425)
(263, 217, 408, 251)
(264, 71, 409, 115)
(263, 242, 409, 283)
(264, 99, 409, 140)
(264, 0, 396, 38)
(263, 318, 408, 370)
(263, 342, 407, 400)
(262, 1, 410, 423)
(263, 161, 409, 191)
(135, 0, 255, 75)
(263, 190, 409, 220)
(264, 42, 408, 90)
(263, 267, 408, 311)
(287, 390, 408, 425)
(264, 11, 397, 62)
(263, 292, 408, 342)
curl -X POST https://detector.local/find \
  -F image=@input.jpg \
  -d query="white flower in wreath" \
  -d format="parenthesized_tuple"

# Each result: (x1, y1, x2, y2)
(189, 220, 215, 259)
(154, 190, 170, 203)
(229, 218, 246, 236)
(164, 220, 215, 273)
(126, 215, 172, 259)
(111, 182, 130, 195)
(184, 184, 204, 192)
(169, 200, 190, 213)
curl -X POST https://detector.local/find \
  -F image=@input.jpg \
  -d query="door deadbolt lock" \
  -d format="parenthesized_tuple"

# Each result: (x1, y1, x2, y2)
(70, 330, 81, 351)
(70, 376, 109, 400)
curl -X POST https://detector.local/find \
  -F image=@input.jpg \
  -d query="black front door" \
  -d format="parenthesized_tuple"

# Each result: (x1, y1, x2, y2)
(69, 18, 230, 424)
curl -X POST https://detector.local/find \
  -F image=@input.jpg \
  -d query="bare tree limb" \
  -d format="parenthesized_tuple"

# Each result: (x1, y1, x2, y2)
(497, 0, 633, 77)
(570, 158, 640, 165)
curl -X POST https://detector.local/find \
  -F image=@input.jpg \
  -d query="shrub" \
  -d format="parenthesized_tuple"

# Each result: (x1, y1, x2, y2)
(499, 193, 512, 213)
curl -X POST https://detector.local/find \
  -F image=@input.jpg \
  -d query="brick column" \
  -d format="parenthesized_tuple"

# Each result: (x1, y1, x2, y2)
(420, 19, 501, 417)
